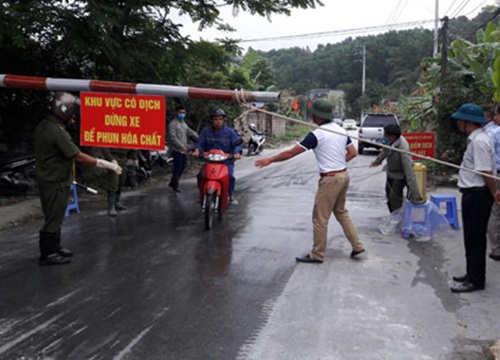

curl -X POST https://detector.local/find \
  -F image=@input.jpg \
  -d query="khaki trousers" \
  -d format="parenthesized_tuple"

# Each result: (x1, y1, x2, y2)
(311, 172, 363, 261)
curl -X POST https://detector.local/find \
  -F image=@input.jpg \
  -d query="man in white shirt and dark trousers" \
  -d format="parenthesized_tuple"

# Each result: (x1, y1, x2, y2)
(450, 103, 500, 293)
(254, 99, 365, 263)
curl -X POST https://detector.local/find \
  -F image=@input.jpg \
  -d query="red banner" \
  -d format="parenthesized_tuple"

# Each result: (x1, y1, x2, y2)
(80, 92, 166, 150)
(403, 132, 435, 159)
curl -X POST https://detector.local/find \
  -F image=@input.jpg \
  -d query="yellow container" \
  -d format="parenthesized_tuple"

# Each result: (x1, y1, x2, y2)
(413, 162, 427, 201)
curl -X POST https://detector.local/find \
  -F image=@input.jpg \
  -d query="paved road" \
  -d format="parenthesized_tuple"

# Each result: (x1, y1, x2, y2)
(0, 139, 499, 359)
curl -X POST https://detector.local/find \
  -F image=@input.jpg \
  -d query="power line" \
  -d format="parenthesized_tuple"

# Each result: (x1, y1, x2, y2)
(463, 0, 489, 16)
(239, 19, 435, 43)
(445, 0, 462, 16)
(391, 0, 411, 24)
(469, 5, 500, 35)
(386, 0, 405, 24)
(449, 0, 471, 18)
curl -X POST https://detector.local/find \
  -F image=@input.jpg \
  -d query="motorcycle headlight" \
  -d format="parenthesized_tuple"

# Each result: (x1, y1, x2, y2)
(205, 153, 229, 162)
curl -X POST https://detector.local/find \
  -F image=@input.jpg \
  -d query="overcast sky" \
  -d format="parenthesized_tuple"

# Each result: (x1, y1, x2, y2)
(173, 0, 495, 52)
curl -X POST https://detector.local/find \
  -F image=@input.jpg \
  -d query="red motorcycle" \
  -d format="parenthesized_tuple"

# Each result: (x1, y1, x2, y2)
(198, 149, 234, 230)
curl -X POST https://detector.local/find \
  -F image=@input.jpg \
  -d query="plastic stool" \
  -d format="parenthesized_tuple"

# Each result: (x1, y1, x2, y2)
(402, 200, 433, 239)
(430, 194, 459, 229)
(65, 184, 80, 216)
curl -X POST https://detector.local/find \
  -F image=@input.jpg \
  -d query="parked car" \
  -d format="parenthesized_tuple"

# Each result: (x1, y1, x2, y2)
(333, 118, 344, 127)
(358, 113, 399, 154)
(343, 119, 357, 130)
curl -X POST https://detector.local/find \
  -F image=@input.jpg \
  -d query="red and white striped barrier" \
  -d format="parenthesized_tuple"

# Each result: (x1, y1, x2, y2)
(0, 74, 280, 103)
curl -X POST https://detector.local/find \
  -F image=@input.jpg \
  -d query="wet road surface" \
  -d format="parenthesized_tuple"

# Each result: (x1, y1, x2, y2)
(1, 141, 499, 359)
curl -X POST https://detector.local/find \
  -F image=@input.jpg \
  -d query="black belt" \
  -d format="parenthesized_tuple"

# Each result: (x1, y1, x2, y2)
(459, 186, 487, 194)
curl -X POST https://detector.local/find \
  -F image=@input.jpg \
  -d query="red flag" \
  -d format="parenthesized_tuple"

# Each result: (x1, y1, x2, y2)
(292, 98, 299, 113)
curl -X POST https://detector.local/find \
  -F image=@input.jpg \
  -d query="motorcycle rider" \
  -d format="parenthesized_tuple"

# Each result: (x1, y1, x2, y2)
(167, 105, 199, 193)
(35, 92, 122, 266)
(192, 108, 242, 205)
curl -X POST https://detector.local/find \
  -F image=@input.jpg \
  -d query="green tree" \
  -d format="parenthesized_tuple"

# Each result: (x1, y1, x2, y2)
(241, 50, 276, 91)
(396, 14, 500, 167)
(0, 0, 322, 150)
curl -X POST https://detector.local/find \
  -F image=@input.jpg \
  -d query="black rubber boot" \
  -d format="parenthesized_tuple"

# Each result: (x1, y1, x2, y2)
(168, 176, 181, 193)
(115, 191, 128, 211)
(39, 231, 71, 266)
(108, 191, 117, 217)
(55, 231, 73, 257)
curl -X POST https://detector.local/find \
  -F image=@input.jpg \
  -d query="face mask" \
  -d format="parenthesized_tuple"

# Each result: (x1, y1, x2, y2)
(177, 113, 186, 120)
(382, 137, 390, 145)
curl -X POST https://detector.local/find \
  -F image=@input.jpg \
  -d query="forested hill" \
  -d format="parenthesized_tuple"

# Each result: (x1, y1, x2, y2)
(255, 28, 432, 96)
(253, 7, 499, 112)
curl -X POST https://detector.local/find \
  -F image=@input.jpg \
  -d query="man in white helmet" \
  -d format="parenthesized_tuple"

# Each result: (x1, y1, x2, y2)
(35, 92, 122, 266)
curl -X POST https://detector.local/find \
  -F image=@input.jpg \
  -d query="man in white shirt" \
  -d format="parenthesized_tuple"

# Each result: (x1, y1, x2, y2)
(254, 99, 364, 263)
(450, 103, 500, 293)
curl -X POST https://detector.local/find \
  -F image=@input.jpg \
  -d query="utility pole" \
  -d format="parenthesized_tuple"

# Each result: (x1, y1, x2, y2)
(362, 45, 366, 96)
(361, 44, 366, 120)
(433, 0, 439, 57)
(440, 16, 449, 80)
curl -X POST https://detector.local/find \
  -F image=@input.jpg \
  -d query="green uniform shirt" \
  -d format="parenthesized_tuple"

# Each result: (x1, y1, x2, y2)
(373, 135, 421, 199)
(35, 115, 80, 185)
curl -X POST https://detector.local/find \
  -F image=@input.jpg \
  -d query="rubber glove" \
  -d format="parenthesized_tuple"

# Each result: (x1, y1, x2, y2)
(96, 159, 122, 175)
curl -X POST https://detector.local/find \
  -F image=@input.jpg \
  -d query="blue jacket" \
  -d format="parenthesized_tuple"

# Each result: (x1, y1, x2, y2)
(195, 125, 242, 155)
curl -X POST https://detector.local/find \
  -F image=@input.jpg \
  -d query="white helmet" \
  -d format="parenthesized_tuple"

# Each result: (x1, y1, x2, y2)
(51, 92, 79, 122)
(249, 123, 257, 132)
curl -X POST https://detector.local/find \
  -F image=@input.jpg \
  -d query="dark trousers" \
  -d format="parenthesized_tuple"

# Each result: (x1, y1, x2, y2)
(39, 184, 70, 233)
(107, 163, 127, 192)
(227, 161, 235, 196)
(461, 188, 493, 286)
(170, 151, 187, 188)
(386, 177, 407, 213)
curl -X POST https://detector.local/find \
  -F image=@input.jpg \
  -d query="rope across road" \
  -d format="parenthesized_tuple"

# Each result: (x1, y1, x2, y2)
(1, 73, 498, 182)
(236, 104, 500, 183)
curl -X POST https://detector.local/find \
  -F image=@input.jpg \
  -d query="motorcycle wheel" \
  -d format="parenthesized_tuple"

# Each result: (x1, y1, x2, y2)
(247, 144, 255, 157)
(204, 193, 216, 230)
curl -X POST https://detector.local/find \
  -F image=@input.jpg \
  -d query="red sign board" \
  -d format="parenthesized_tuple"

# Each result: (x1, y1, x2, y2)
(80, 92, 166, 150)
(403, 132, 435, 159)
